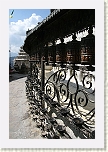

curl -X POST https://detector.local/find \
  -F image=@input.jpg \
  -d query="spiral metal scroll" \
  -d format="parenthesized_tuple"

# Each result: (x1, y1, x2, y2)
(73, 89, 95, 125)
(45, 68, 70, 104)
(45, 67, 95, 126)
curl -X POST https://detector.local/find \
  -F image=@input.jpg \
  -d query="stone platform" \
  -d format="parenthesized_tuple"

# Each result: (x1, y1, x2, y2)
(9, 73, 43, 139)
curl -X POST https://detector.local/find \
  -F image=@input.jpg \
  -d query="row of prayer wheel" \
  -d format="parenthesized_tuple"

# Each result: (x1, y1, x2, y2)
(31, 27, 95, 65)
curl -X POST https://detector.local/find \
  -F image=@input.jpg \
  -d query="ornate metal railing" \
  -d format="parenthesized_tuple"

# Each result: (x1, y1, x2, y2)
(45, 65, 95, 123)
(25, 61, 95, 139)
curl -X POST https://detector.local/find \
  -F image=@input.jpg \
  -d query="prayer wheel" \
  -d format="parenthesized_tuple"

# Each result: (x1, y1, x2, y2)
(36, 52, 41, 63)
(41, 45, 48, 62)
(66, 34, 81, 64)
(56, 38, 67, 64)
(48, 45, 56, 64)
(34, 47, 41, 63)
(81, 27, 95, 65)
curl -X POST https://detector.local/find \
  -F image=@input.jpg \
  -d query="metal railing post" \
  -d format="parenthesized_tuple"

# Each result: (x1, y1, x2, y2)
(41, 58, 45, 108)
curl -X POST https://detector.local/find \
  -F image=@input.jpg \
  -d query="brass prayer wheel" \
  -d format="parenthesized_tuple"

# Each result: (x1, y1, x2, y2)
(36, 52, 41, 63)
(48, 45, 56, 63)
(66, 33, 81, 64)
(41, 45, 48, 62)
(34, 47, 41, 63)
(56, 38, 67, 63)
(81, 27, 95, 65)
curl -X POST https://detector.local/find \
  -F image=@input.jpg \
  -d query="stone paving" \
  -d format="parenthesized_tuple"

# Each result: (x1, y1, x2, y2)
(9, 73, 43, 139)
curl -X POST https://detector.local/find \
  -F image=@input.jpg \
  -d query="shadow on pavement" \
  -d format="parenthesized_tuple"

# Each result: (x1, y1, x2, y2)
(9, 73, 28, 82)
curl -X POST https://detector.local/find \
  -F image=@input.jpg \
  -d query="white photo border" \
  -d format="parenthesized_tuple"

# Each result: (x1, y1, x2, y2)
(0, 0, 104, 149)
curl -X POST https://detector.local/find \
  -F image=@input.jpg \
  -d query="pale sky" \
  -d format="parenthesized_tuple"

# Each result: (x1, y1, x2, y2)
(9, 9, 50, 56)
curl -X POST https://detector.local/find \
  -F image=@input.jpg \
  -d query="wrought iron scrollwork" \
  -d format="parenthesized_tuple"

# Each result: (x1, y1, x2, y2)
(45, 66, 95, 128)
(74, 89, 95, 125)
(82, 73, 95, 94)
(25, 63, 95, 139)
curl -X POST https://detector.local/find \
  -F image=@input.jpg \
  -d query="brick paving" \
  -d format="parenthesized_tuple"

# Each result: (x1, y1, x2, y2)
(9, 73, 43, 139)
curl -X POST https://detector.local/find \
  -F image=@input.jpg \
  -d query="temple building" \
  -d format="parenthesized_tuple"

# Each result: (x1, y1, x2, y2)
(13, 46, 30, 72)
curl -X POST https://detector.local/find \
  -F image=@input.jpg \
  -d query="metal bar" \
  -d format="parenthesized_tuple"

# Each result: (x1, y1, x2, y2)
(41, 59, 45, 108)
(41, 59, 45, 91)
(29, 61, 32, 76)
